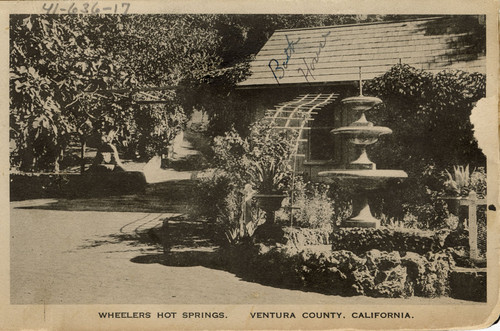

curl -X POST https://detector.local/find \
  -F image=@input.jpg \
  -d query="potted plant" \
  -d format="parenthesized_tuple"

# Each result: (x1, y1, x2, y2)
(251, 159, 290, 223)
(442, 165, 471, 216)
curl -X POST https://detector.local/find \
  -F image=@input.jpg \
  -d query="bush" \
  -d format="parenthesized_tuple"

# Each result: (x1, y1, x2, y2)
(193, 118, 296, 244)
(191, 172, 245, 245)
(330, 227, 467, 255)
(276, 180, 334, 229)
(276, 178, 352, 229)
(363, 64, 486, 229)
(469, 167, 487, 198)
(368, 167, 451, 230)
(276, 227, 332, 247)
(193, 172, 238, 224)
(10, 171, 147, 200)
(212, 120, 296, 191)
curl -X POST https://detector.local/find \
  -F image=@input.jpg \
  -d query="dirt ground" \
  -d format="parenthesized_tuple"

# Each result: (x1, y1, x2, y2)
(9, 135, 474, 305)
(10, 198, 474, 305)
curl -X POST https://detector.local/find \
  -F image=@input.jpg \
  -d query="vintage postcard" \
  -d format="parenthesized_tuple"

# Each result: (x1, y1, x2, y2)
(1, 0, 499, 330)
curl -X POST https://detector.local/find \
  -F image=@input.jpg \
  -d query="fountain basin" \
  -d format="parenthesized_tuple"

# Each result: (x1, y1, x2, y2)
(331, 126, 392, 137)
(319, 169, 407, 189)
(323, 90, 406, 229)
(318, 169, 407, 228)
(341, 96, 382, 111)
(318, 169, 407, 179)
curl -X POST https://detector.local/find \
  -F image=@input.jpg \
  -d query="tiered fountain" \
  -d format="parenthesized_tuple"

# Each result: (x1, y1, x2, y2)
(318, 73, 407, 228)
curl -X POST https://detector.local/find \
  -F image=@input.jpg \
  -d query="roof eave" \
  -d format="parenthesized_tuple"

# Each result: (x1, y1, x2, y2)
(236, 80, 359, 90)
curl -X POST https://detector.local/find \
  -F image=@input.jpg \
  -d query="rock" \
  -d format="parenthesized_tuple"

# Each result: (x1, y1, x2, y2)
(378, 251, 401, 270)
(372, 265, 408, 298)
(365, 249, 382, 269)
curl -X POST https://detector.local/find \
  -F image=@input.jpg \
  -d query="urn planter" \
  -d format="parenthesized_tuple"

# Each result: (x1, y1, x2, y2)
(441, 196, 467, 232)
(255, 193, 286, 224)
(442, 196, 462, 216)
(255, 194, 286, 212)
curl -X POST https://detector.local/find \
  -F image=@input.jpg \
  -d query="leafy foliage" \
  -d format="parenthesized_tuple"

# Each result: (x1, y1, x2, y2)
(443, 165, 486, 198)
(329, 227, 471, 255)
(9, 14, 245, 171)
(277, 180, 335, 229)
(10, 15, 95, 170)
(364, 64, 485, 172)
(363, 64, 486, 229)
(279, 227, 332, 246)
(444, 165, 470, 196)
(130, 102, 187, 160)
(194, 119, 297, 243)
(11, 14, 436, 171)
(212, 120, 296, 192)
(274, 176, 353, 230)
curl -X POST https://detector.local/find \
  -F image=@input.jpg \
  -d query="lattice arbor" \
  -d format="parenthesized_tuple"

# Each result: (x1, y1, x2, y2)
(263, 93, 338, 172)
(260, 93, 338, 225)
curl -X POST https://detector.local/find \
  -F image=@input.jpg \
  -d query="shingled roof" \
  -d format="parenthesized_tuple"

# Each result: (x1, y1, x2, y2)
(239, 17, 485, 87)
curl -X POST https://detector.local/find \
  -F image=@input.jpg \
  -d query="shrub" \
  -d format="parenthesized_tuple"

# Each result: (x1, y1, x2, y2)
(276, 180, 334, 229)
(469, 167, 487, 198)
(191, 172, 244, 245)
(194, 118, 297, 244)
(279, 227, 332, 247)
(212, 119, 296, 192)
(363, 64, 486, 229)
(276, 178, 352, 229)
(330, 227, 467, 255)
(193, 172, 235, 223)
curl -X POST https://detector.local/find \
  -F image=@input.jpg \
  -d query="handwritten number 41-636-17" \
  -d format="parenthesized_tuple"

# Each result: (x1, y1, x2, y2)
(42, 3, 131, 14)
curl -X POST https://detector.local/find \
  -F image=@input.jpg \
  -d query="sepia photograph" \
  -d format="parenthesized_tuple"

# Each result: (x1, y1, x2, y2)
(2, 1, 499, 329)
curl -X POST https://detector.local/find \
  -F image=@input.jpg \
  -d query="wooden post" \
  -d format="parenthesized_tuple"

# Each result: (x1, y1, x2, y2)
(460, 191, 486, 260)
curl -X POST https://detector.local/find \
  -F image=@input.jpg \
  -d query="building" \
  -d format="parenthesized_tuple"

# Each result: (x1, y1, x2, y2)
(236, 16, 486, 180)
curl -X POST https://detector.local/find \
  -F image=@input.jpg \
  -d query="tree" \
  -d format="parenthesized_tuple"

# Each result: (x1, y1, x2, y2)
(10, 14, 410, 171)
(10, 15, 225, 171)
(10, 15, 109, 171)
(364, 64, 486, 173)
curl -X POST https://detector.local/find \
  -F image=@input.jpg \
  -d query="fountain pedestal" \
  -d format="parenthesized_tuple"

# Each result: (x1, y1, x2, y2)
(318, 94, 407, 228)
(319, 169, 407, 228)
(348, 198, 379, 228)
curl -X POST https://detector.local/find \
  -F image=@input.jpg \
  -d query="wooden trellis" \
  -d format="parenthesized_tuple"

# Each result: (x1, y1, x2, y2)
(262, 93, 339, 226)
(263, 93, 339, 163)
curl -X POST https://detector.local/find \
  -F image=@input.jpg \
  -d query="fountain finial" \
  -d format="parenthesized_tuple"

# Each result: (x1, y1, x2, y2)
(359, 66, 363, 96)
